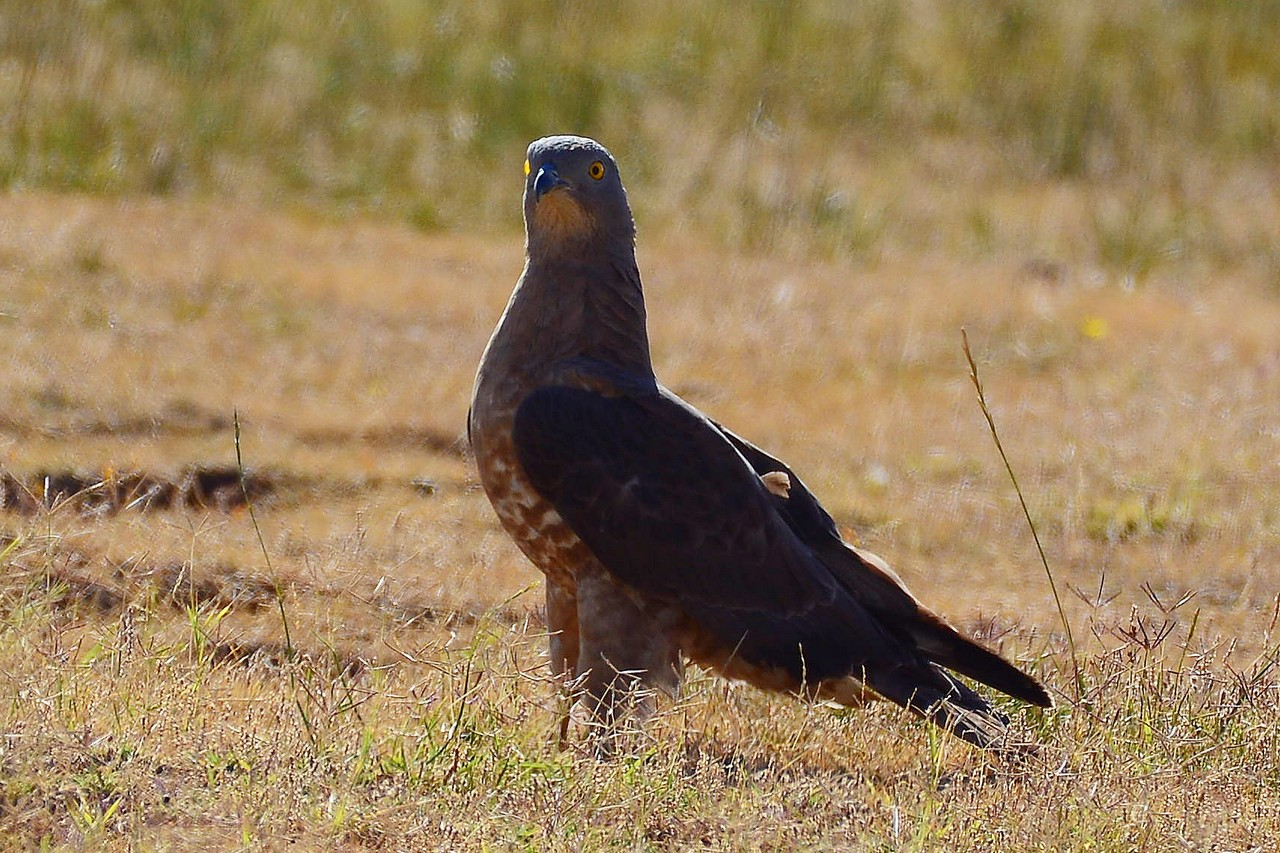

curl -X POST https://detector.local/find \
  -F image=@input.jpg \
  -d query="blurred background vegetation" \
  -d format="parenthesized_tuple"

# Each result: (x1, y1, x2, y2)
(2, 0, 1278, 278)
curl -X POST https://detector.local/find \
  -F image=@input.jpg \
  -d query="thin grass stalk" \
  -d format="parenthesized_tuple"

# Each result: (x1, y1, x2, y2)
(234, 408, 318, 751)
(960, 328, 1082, 701)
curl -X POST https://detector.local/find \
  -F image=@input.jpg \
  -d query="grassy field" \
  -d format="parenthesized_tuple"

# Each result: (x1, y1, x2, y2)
(5, 0, 1280, 278)
(3, 1, 1280, 850)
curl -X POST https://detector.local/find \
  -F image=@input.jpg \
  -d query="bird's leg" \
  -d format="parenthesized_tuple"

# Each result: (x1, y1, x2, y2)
(545, 581, 580, 750)
(574, 570, 681, 754)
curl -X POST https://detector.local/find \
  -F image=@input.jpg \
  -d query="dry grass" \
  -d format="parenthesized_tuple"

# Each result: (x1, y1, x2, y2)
(2, 190, 1279, 849)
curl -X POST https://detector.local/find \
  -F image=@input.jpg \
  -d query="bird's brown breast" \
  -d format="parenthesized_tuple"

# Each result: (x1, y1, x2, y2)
(472, 421, 593, 592)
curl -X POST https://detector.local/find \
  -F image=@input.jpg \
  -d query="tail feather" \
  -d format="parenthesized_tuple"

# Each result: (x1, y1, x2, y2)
(866, 665, 1013, 749)
(910, 620, 1052, 708)
(716, 423, 1053, 742)
(838, 543, 1052, 709)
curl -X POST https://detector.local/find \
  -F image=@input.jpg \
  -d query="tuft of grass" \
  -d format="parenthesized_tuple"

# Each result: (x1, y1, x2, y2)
(1085, 492, 1203, 544)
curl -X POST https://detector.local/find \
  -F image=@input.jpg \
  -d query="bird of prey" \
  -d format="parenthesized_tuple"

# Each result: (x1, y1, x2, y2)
(469, 135, 1050, 748)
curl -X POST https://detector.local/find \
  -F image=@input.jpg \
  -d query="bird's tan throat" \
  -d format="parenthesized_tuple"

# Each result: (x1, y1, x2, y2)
(533, 191, 596, 244)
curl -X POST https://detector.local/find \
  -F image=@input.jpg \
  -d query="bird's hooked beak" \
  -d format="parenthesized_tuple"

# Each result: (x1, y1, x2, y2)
(527, 157, 595, 245)
(533, 163, 568, 201)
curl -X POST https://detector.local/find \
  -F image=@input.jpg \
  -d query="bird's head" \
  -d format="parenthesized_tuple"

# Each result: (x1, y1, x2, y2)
(522, 135, 634, 259)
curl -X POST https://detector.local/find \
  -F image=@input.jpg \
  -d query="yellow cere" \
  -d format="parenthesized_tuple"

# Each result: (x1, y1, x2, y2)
(523, 159, 531, 176)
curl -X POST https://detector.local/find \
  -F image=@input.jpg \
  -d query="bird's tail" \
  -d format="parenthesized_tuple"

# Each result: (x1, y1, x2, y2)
(862, 666, 1018, 749)
(907, 617, 1052, 709)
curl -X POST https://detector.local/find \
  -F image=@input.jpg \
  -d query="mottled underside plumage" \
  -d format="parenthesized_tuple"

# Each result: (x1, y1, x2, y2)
(469, 135, 1050, 749)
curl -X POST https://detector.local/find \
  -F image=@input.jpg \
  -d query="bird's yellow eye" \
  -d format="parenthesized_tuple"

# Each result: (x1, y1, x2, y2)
(588, 160, 606, 180)
(523, 159, 531, 177)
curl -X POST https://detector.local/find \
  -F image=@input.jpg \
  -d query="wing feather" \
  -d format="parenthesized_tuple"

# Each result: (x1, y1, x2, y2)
(512, 384, 837, 614)
(513, 381, 1049, 713)
(716, 424, 1051, 707)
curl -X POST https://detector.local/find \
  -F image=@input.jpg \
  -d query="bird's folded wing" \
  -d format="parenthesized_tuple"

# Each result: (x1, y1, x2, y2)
(717, 425, 1052, 707)
(712, 424, 926, 614)
(511, 384, 838, 615)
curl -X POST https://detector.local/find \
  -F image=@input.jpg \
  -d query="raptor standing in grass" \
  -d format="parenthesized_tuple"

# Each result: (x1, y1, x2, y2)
(469, 135, 1050, 747)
